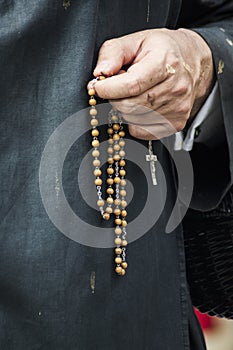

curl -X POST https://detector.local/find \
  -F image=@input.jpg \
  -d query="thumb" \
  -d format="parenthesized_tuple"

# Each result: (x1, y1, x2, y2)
(93, 32, 145, 77)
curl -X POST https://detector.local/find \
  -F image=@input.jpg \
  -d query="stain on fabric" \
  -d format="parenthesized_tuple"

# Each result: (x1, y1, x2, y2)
(90, 271, 96, 294)
(218, 59, 224, 74)
(63, 0, 71, 10)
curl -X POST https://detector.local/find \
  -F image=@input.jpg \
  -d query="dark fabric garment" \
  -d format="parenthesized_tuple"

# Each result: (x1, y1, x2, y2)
(0, 0, 232, 349)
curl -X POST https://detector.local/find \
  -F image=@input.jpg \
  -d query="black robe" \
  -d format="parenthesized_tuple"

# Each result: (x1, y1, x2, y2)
(0, 0, 232, 349)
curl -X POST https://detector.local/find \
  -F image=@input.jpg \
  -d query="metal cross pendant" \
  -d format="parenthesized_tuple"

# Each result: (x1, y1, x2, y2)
(146, 141, 158, 185)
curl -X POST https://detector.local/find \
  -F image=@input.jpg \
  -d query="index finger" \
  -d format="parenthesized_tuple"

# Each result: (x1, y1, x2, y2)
(94, 57, 168, 100)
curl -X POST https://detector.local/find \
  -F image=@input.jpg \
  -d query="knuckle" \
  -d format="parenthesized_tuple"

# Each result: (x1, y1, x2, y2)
(174, 120, 186, 132)
(173, 82, 189, 96)
(126, 76, 142, 97)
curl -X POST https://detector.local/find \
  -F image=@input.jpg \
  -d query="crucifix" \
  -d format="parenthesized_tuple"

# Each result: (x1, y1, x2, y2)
(146, 140, 158, 185)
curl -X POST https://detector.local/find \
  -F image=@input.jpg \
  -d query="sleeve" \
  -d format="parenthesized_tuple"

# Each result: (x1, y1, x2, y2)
(178, 0, 233, 210)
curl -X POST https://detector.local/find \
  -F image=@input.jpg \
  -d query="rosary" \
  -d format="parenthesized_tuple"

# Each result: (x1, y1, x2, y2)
(88, 77, 157, 276)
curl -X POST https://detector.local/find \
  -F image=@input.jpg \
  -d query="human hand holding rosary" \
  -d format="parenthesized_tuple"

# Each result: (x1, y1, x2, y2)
(91, 28, 214, 140)
(88, 28, 214, 276)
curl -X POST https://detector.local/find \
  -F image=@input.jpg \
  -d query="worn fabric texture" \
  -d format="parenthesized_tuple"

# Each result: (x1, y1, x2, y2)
(0, 0, 232, 349)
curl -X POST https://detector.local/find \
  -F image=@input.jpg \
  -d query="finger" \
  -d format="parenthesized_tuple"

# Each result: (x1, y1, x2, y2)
(93, 33, 146, 77)
(128, 122, 177, 140)
(94, 57, 168, 100)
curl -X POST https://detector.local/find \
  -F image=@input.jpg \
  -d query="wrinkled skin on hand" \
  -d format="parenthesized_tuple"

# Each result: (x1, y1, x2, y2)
(90, 28, 214, 140)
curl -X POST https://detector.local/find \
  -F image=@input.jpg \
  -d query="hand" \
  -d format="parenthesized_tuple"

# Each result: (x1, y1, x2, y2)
(92, 28, 214, 140)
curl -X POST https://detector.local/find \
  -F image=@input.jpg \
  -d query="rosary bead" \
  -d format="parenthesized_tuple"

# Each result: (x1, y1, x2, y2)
(121, 220, 127, 227)
(99, 75, 106, 80)
(115, 218, 122, 226)
(114, 208, 121, 216)
(120, 179, 126, 187)
(115, 257, 122, 264)
(111, 115, 119, 122)
(89, 108, 98, 116)
(121, 239, 128, 246)
(97, 199, 105, 207)
(119, 169, 126, 176)
(93, 159, 100, 167)
(105, 206, 113, 214)
(107, 167, 114, 175)
(89, 98, 97, 106)
(120, 190, 126, 197)
(113, 123, 120, 131)
(92, 139, 100, 148)
(108, 138, 114, 145)
(119, 140, 125, 147)
(90, 118, 99, 126)
(91, 129, 99, 137)
(88, 88, 96, 96)
(114, 177, 121, 184)
(95, 178, 103, 186)
(121, 210, 127, 217)
(114, 237, 122, 245)
(103, 212, 110, 221)
(107, 128, 114, 135)
(119, 150, 125, 157)
(113, 134, 120, 141)
(115, 227, 122, 235)
(114, 199, 121, 206)
(94, 169, 102, 177)
(107, 178, 114, 185)
(107, 157, 114, 164)
(120, 269, 126, 276)
(107, 147, 114, 154)
(113, 144, 120, 151)
(115, 247, 122, 255)
(107, 197, 114, 204)
(121, 200, 127, 208)
(119, 160, 125, 167)
(121, 262, 128, 269)
(119, 130, 125, 137)
(106, 187, 114, 195)
(92, 150, 100, 157)
(115, 266, 122, 274)
(113, 154, 120, 162)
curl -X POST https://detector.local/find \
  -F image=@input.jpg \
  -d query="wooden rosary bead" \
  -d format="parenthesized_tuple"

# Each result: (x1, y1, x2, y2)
(114, 199, 121, 206)
(92, 139, 99, 148)
(107, 197, 114, 204)
(115, 266, 122, 274)
(114, 177, 121, 184)
(113, 154, 120, 161)
(113, 123, 120, 131)
(120, 179, 126, 187)
(107, 178, 114, 185)
(89, 108, 98, 116)
(115, 247, 122, 255)
(114, 208, 121, 216)
(97, 199, 105, 207)
(93, 159, 100, 167)
(120, 269, 126, 276)
(115, 257, 122, 264)
(108, 157, 114, 164)
(106, 187, 114, 195)
(121, 200, 127, 208)
(119, 169, 126, 176)
(92, 150, 100, 157)
(105, 207, 113, 214)
(114, 237, 122, 245)
(121, 210, 127, 217)
(89, 98, 97, 106)
(95, 178, 102, 186)
(120, 190, 126, 197)
(121, 220, 127, 227)
(91, 129, 99, 137)
(107, 167, 114, 175)
(119, 160, 125, 167)
(115, 227, 122, 235)
(119, 130, 125, 137)
(115, 218, 122, 226)
(121, 240, 128, 246)
(107, 128, 114, 135)
(88, 88, 96, 96)
(94, 169, 102, 177)
(121, 262, 128, 269)
(113, 134, 120, 141)
(103, 213, 110, 221)
(90, 118, 98, 126)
